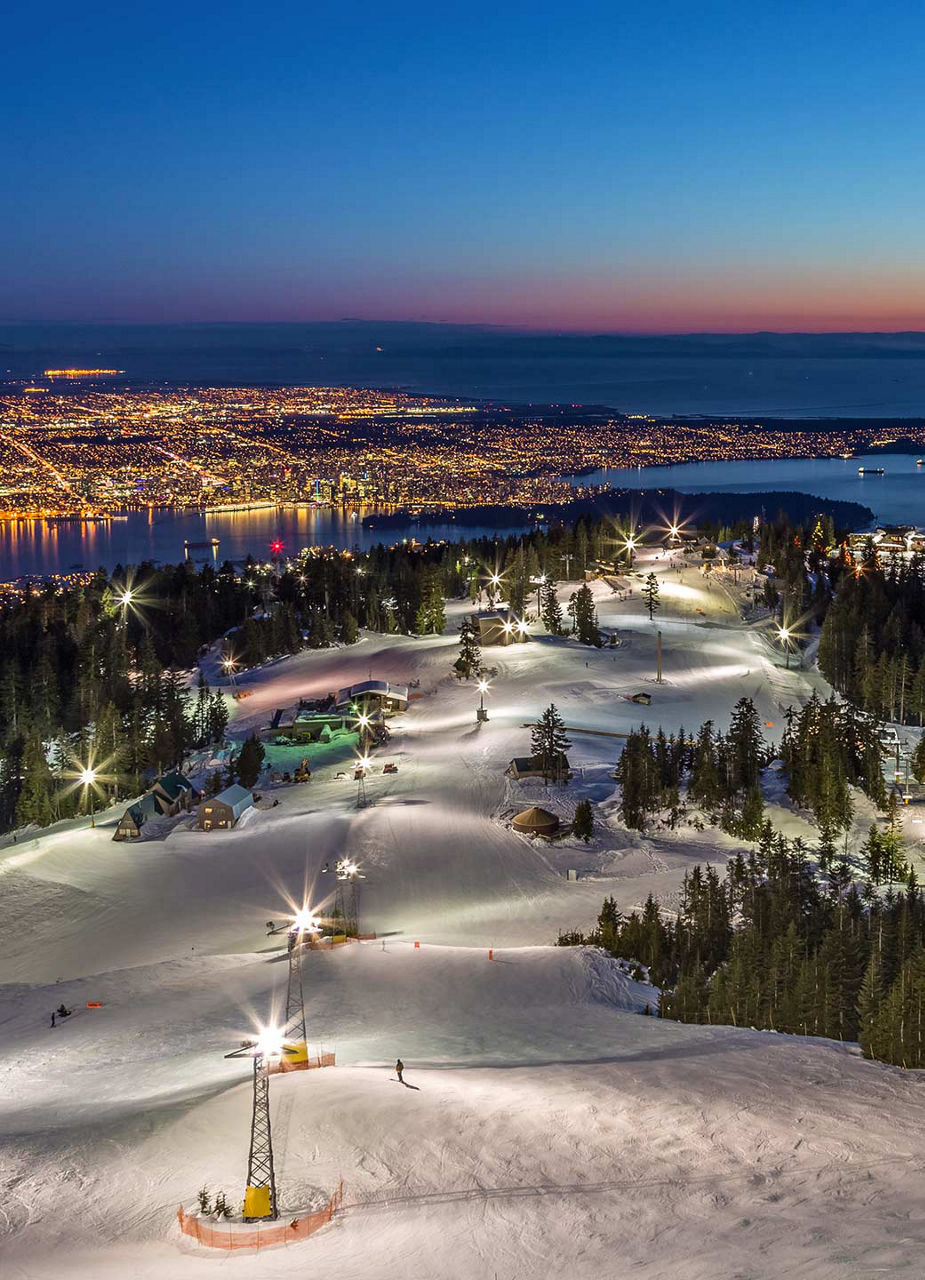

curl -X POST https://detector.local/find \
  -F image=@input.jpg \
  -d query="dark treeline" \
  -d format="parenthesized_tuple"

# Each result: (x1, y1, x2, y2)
(559, 833, 925, 1070)
(0, 563, 244, 830)
(0, 496, 877, 834)
(370, 488, 870, 543)
(615, 696, 892, 867)
(819, 546, 925, 725)
(0, 513, 741, 832)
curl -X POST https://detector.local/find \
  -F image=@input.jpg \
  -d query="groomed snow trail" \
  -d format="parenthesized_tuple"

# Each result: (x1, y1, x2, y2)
(1, 561, 923, 1279)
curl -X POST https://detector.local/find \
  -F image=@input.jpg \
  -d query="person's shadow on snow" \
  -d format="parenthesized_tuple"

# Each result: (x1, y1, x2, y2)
(401, 1081, 420, 1090)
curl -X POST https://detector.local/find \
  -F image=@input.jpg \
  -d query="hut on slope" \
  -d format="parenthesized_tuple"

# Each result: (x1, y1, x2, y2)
(512, 806, 560, 837)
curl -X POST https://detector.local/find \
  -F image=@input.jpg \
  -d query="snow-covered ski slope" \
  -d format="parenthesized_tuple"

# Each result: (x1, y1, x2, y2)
(1, 564, 923, 1279)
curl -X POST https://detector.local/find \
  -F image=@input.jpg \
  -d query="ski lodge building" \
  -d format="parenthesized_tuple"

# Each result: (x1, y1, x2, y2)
(846, 526, 925, 566)
(334, 679, 409, 715)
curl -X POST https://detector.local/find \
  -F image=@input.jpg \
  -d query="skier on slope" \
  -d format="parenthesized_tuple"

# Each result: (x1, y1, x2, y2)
(395, 1058, 404, 1083)
(50, 1011, 56, 1028)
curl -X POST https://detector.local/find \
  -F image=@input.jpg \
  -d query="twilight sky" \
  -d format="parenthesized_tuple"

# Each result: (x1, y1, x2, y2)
(5, 0, 925, 331)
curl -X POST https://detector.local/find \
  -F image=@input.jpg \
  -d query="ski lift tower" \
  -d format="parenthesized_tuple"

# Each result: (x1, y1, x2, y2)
(323, 858, 364, 936)
(339, 859, 363, 936)
(354, 754, 371, 809)
(225, 1027, 296, 1221)
(266, 908, 320, 1071)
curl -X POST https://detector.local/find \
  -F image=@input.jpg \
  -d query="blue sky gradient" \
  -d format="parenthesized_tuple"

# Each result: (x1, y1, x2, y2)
(4, 1, 925, 328)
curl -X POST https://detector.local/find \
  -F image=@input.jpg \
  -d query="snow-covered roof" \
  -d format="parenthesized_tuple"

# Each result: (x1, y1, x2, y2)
(123, 794, 159, 826)
(154, 770, 197, 801)
(208, 784, 254, 817)
(336, 679, 409, 707)
(513, 806, 560, 833)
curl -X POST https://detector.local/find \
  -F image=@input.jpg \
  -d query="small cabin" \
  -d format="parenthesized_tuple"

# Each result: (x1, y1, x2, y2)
(113, 793, 159, 841)
(506, 754, 571, 782)
(473, 609, 526, 646)
(197, 784, 255, 831)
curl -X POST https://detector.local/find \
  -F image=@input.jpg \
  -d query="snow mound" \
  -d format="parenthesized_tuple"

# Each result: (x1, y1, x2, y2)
(581, 947, 655, 1011)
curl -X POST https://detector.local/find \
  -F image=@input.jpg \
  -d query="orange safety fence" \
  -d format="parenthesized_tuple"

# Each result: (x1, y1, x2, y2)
(177, 1181, 344, 1251)
(268, 1051, 336, 1076)
(307, 933, 376, 950)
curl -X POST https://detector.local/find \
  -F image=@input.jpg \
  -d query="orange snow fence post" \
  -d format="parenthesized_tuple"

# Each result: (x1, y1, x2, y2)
(488, 949, 493, 960)
(86, 1001, 103, 1008)
(414, 940, 420, 949)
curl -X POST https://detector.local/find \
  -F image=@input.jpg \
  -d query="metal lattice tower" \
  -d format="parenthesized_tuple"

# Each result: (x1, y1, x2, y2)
(284, 930, 307, 1049)
(333, 878, 349, 936)
(244, 1051, 278, 1220)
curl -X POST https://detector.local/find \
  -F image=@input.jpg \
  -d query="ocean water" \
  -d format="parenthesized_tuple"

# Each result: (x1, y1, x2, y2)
(574, 452, 925, 526)
(0, 505, 531, 581)
(1, 454, 920, 580)
(5, 322, 925, 416)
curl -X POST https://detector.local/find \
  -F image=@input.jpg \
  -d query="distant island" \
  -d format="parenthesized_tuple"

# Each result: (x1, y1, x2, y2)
(363, 489, 874, 536)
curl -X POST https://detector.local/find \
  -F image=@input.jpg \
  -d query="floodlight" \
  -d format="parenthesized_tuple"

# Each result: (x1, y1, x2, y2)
(254, 1024, 286, 1059)
(291, 907, 321, 932)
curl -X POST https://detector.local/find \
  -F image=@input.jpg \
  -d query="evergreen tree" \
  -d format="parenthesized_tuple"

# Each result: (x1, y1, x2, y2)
(341, 610, 359, 645)
(642, 572, 660, 621)
(456, 616, 482, 678)
(208, 691, 230, 745)
(16, 733, 54, 829)
(857, 947, 885, 1059)
(573, 798, 593, 842)
(236, 734, 265, 788)
(530, 703, 571, 784)
(567, 584, 600, 646)
(541, 578, 563, 635)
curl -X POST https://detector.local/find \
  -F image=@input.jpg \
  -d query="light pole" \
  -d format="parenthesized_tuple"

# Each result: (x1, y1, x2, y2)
(356, 710, 372, 754)
(476, 678, 490, 724)
(339, 859, 362, 936)
(222, 655, 238, 689)
(777, 625, 791, 669)
(115, 586, 134, 626)
(355, 753, 371, 808)
(80, 766, 97, 827)
(325, 858, 363, 936)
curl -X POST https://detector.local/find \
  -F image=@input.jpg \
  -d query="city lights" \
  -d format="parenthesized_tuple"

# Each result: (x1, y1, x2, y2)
(3, 384, 923, 528)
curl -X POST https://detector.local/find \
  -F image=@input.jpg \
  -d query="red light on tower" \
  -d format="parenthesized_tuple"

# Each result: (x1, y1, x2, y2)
(271, 540, 283, 556)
